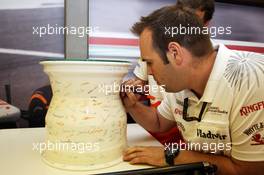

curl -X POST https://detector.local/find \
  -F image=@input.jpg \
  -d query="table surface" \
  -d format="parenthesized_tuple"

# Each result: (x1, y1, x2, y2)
(0, 99, 20, 122)
(0, 124, 161, 175)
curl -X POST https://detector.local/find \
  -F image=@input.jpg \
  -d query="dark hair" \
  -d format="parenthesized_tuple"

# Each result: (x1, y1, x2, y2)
(177, 0, 215, 23)
(131, 6, 212, 64)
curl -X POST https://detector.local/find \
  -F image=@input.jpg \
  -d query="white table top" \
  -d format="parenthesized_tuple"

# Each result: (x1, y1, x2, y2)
(0, 99, 20, 122)
(0, 124, 161, 175)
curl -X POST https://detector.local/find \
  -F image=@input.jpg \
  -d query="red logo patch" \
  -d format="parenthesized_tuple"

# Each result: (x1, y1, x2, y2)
(174, 108, 183, 115)
(251, 133, 264, 145)
(240, 101, 264, 117)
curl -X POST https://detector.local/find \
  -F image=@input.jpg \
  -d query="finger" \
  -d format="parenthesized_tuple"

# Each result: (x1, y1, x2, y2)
(120, 79, 135, 92)
(132, 80, 146, 91)
(124, 146, 146, 155)
(119, 91, 126, 98)
(122, 79, 143, 93)
(129, 156, 150, 165)
(135, 93, 142, 100)
(134, 79, 144, 86)
(126, 91, 138, 102)
(122, 93, 136, 108)
(123, 151, 147, 161)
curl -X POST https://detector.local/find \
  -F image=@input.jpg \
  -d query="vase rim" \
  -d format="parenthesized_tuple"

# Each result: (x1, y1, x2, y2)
(40, 59, 131, 65)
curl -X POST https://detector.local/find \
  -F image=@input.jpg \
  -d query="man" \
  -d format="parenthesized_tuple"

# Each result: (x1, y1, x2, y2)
(121, 5, 264, 175)
(132, 0, 215, 144)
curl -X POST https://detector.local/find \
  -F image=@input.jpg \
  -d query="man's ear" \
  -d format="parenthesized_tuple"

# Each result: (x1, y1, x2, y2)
(166, 42, 183, 65)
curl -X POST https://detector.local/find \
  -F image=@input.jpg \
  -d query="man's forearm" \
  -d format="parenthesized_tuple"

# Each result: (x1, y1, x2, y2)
(127, 102, 161, 132)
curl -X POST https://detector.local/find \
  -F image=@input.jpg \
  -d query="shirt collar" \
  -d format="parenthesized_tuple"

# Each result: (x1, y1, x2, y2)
(201, 44, 232, 103)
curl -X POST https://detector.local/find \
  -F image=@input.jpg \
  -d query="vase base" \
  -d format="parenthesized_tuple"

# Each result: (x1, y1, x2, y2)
(42, 155, 123, 171)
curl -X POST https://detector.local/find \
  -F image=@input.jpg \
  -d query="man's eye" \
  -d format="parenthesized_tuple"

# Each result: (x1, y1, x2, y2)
(147, 62, 152, 65)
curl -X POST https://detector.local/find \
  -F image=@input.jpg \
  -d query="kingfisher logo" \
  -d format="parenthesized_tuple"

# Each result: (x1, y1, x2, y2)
(240, 101, 264, 117)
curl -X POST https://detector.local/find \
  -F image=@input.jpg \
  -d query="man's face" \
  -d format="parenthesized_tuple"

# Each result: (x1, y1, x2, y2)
(139, 29, 182, 92)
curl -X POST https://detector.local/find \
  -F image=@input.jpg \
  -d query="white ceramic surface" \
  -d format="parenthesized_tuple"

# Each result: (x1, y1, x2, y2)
(40, 60, 131, 170)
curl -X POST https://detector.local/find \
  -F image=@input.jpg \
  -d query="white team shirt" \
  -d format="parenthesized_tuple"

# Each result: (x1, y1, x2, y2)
(158, 44, 264, 161)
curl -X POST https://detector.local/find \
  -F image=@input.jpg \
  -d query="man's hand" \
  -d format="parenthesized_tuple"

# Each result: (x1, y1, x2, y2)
(120, 79, 144, 110)
(123, 146, 167, 167)
(134, 77, 147, 87)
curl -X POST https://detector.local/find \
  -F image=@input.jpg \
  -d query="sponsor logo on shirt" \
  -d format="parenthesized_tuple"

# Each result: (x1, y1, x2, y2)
(207, 106, 228, 115)
(240, 101, 264, 117)
(197, 129, 227, 140)
(251, 133, 264, 145)
(175, 105, 228, 117)
(243, 122, 264, 136)
(176, 99, 184, 106)
(243, 122, 264, 145)
(174, 107, 183, 115)
(177, 121, 185, 132)
(174, 108, 198, 119)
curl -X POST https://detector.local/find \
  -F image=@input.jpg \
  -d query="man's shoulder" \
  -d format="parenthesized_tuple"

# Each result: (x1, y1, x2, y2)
(226, 50, 264, 91)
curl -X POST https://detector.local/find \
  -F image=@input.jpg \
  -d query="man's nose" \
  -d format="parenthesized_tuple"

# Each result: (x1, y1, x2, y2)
(147, 66, 153, 75)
